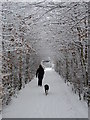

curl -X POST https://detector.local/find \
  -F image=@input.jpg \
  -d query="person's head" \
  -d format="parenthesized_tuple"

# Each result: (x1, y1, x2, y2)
(39, 64, 42, 68)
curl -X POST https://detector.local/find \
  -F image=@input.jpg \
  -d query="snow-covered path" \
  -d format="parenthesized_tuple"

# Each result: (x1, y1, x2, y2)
(3, 68, 88, 118)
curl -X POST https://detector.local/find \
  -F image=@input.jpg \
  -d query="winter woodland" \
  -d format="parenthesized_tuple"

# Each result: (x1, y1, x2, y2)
(0, 0, 90, 118)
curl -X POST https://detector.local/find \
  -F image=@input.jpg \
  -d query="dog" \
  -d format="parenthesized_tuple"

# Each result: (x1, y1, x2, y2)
(44, 84, 49, 95)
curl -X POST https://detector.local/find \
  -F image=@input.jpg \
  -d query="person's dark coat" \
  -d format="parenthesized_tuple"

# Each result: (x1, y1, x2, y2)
(36, 65, 44, 86)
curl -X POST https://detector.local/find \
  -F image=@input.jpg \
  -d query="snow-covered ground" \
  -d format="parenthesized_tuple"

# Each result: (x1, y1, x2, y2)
(2, 68, 88, 118)
(0, 113, 2, 120)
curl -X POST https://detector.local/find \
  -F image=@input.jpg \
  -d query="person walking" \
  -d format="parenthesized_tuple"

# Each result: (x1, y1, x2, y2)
(36, 64, 44, 86)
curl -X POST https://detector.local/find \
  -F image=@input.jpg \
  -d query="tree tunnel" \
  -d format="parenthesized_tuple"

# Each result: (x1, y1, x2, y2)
(1, 1, 90, 108)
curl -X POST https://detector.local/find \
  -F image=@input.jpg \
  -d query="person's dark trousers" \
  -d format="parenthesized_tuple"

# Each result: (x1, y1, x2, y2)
(38, 78, 42, 86)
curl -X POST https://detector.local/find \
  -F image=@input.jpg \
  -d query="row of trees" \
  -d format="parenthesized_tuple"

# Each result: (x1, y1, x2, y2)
(53, 2, 89, 106)
(2, 2, 41, 107)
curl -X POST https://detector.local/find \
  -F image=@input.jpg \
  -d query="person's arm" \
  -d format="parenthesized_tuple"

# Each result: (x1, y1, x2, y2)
(36, 69, 38, 77)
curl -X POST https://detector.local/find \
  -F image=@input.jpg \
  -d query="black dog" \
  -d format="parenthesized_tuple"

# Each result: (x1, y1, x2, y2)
(44, 84, 49, 95)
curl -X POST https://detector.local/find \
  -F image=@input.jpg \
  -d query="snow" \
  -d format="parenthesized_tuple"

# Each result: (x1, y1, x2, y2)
(3, 68, 88, 118)
(0, 113, 2, 120)
(0, 0, 90, 2)
(45, 67, 53, 71)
